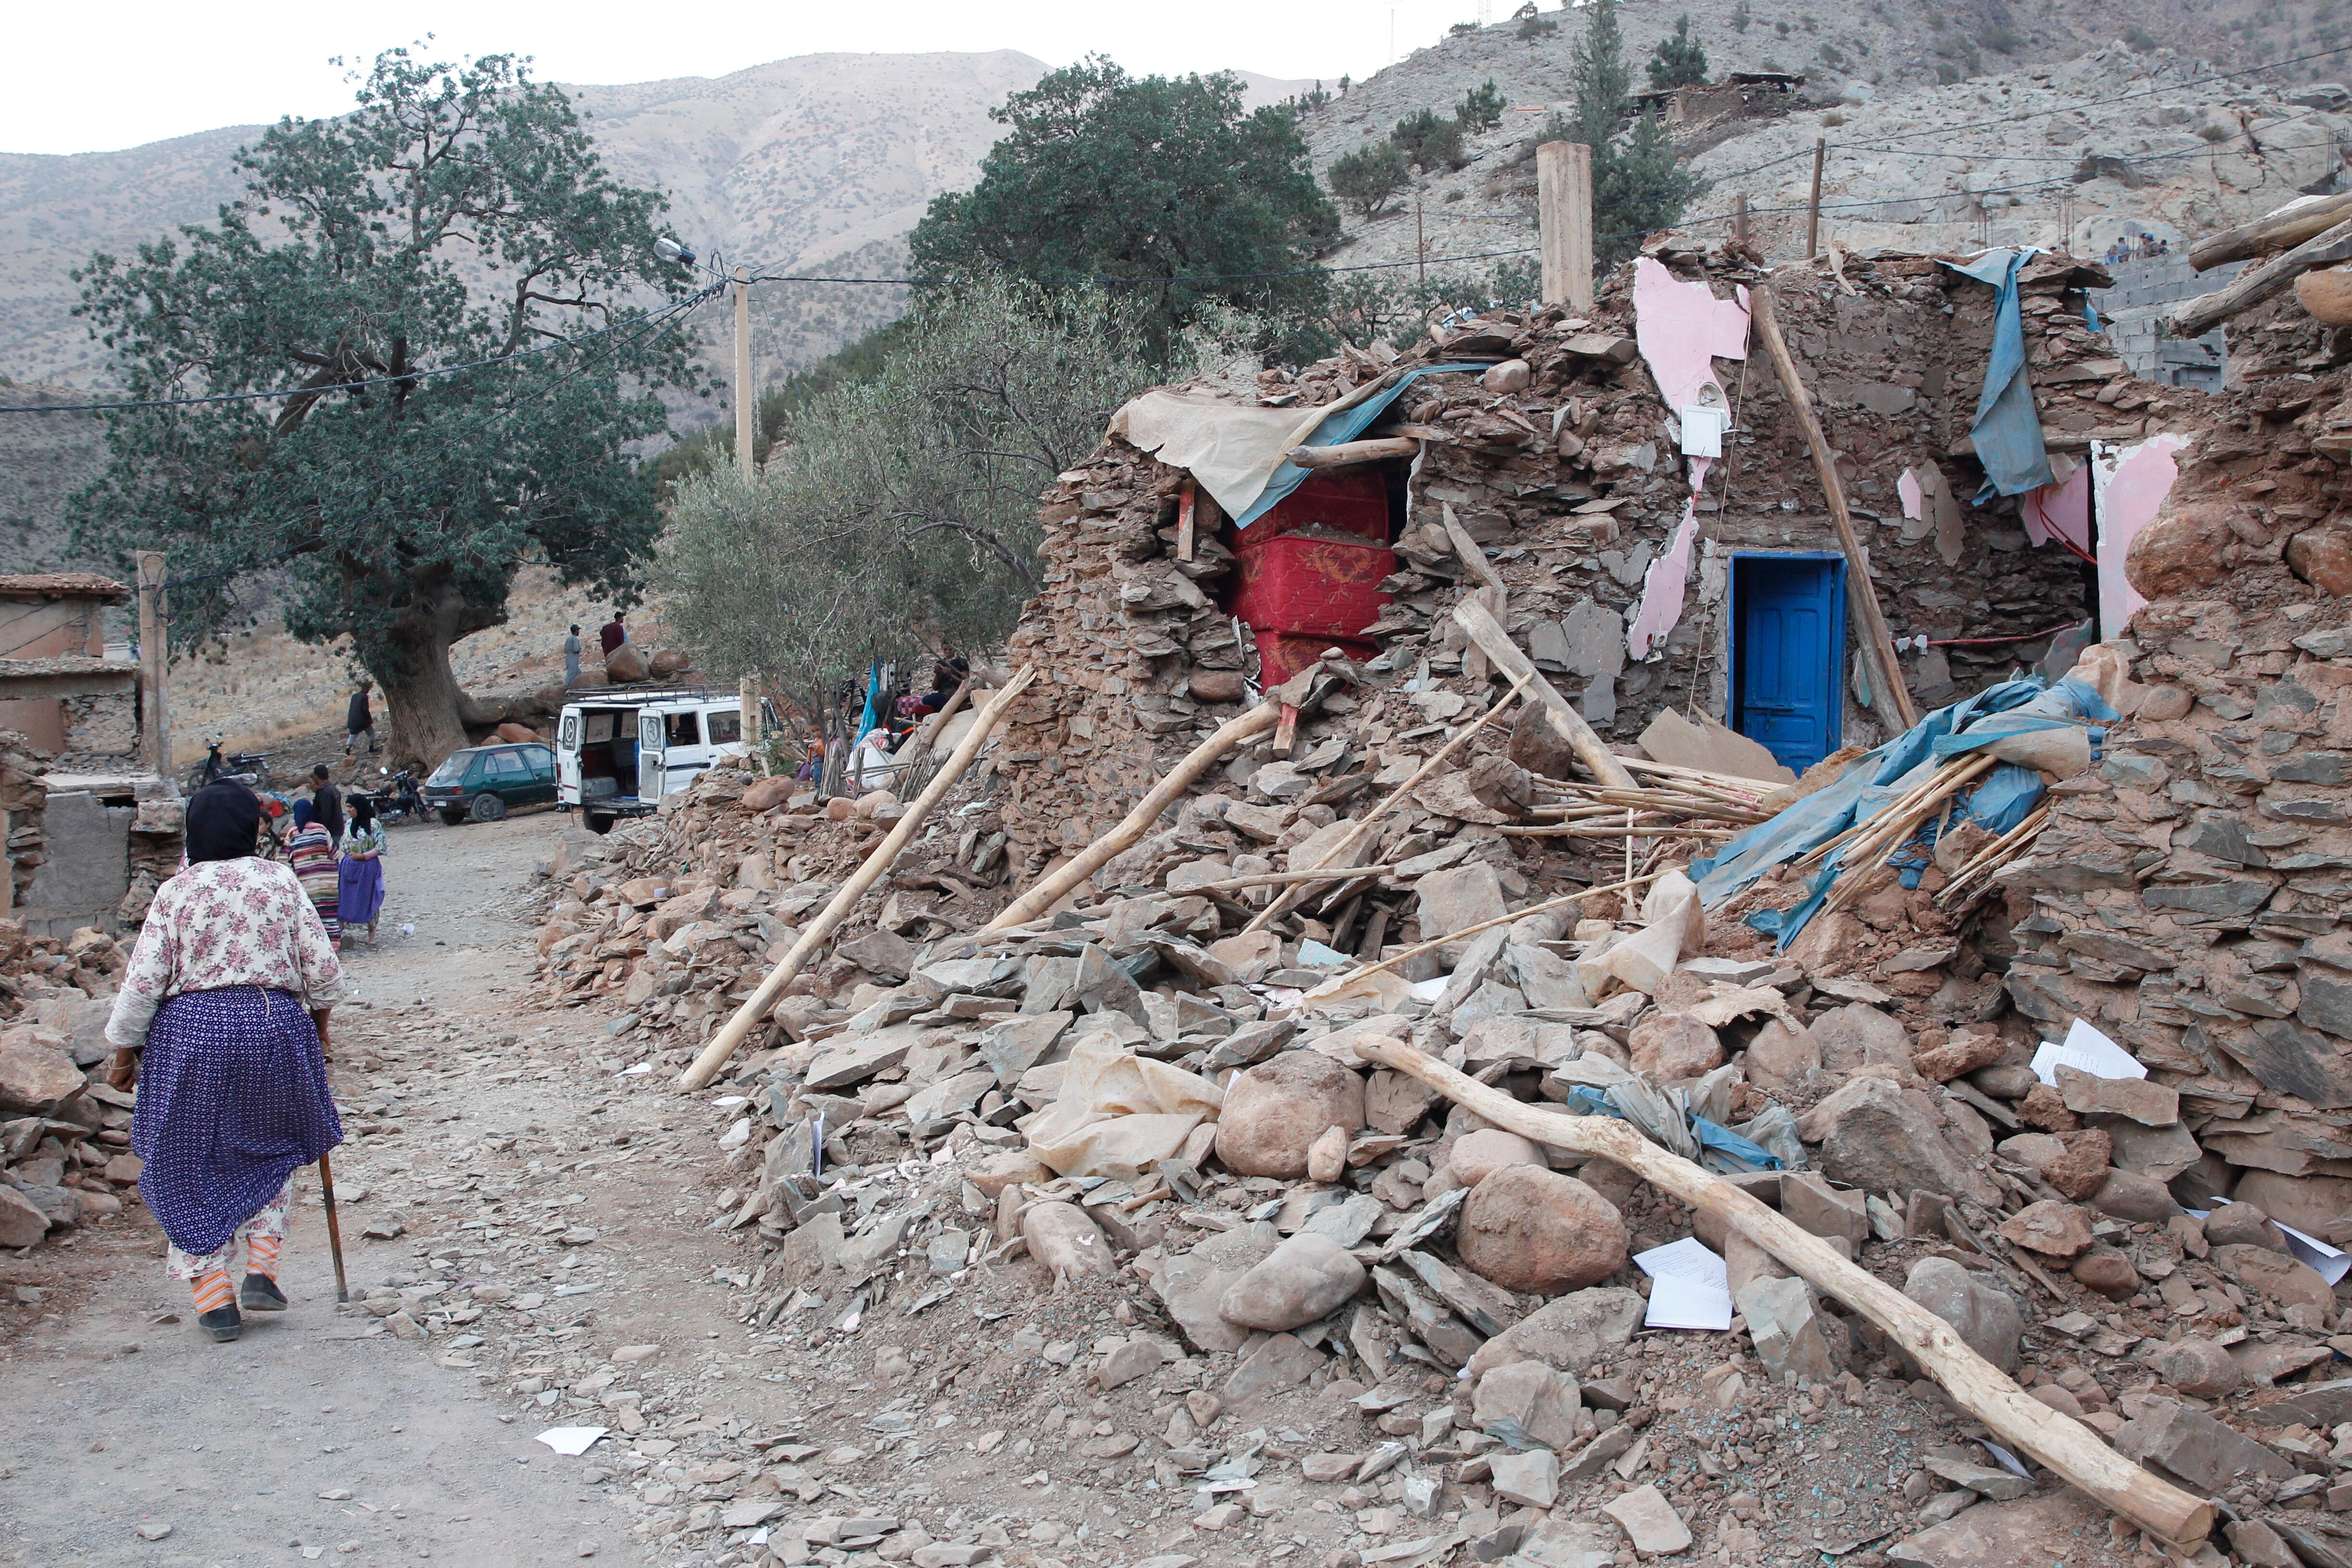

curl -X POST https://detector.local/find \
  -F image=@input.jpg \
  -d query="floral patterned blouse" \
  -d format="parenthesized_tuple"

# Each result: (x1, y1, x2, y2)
(105, 856, 346, 1048)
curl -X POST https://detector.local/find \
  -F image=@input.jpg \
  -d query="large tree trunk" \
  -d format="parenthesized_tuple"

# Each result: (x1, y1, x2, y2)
(373, 575, 503, 774)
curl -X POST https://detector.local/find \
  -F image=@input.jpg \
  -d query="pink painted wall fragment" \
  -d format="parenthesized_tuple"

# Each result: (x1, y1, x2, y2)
(1898, 468, 1923, 522)
(1626, 259, 1749, 661)
(2021, 461, 2092, 556)
(1632, 258, 1751, 413)
(1628, 496, 1702, 662)
(2091, 434, 2187, 636)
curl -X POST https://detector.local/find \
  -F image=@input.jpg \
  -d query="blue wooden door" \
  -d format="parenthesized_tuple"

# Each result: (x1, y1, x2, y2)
(1730, 553, 1845, 772)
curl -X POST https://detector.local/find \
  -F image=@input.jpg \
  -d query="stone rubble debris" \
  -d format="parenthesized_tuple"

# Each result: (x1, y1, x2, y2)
(477, 235, 2352, 1566)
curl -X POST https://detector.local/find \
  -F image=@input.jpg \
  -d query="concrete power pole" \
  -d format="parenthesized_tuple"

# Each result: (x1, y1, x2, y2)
(1537, 142, 1594, 312)
(734, 264, 755, 482)
(135, 551, 171, 784)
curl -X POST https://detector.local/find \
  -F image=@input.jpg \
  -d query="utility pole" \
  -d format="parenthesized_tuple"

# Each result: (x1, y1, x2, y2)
(1537, 141, 1594, 312)
(1416, 188, 1427, 290)
(1805, 138, 1826, 259)
(733, 264, 754, 482)
(135, 551, 171, 784)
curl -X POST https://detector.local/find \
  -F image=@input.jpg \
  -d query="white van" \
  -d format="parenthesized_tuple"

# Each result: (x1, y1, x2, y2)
(555, 686, 767, 833)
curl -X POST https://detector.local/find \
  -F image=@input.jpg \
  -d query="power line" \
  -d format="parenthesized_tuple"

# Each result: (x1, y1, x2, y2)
(0, 281, 726, 416)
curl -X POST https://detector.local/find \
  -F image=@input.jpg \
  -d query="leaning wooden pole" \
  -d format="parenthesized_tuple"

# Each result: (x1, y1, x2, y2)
(1453, 599, 1636, 790)
(1348, 1037, 2217, 1549)
(1244, 673, 1533, 936)
(984, 701, 1280, 932)
(678, 665, 1038, 1090)
(1749, 284, 1919, 733)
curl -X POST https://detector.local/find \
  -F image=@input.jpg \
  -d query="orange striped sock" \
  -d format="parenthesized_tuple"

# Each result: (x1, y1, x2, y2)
(191, 1271, 233, 1313)
(246, 1237, 281, 1281)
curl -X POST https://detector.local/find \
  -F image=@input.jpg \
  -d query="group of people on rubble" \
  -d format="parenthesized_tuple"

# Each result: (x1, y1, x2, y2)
(2103, 231, 2171, 265)
(793, 652, 971, 791)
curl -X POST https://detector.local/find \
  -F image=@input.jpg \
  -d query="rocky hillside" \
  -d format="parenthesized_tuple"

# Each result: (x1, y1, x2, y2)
(1306, 27, 2352, 283)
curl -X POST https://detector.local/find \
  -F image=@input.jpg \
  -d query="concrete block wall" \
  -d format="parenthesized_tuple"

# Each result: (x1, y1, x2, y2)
(2091, 255, 2239, 391)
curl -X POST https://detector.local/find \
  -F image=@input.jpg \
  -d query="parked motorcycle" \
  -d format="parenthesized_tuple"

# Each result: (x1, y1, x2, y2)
(185, 739, 274, 793)
(362, 766, 427, 825)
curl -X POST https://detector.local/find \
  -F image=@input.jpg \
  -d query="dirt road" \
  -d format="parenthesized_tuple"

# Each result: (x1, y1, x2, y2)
(0, 805, 1295, 1568)
(0, 810, 750, 1568)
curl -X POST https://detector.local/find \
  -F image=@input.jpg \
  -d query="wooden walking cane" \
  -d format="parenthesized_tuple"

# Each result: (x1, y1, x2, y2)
(317, 1150, 349, 1304)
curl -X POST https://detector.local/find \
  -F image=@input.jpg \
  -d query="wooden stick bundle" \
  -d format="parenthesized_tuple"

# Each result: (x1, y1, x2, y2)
(677, 666, 1039, 1090)
(1348, 1037, 2216, 1548)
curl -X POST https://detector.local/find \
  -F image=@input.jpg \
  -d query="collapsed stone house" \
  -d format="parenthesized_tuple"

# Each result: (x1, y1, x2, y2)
(983, 227, 2352, 1273)
(997, 242, 2135, 888)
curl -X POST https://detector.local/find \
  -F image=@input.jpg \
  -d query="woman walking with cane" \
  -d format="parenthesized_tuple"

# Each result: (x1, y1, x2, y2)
(103, 783, 345, 1343)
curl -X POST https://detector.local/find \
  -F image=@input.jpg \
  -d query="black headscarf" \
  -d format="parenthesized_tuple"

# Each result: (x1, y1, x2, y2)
(185, 782, 263, 863)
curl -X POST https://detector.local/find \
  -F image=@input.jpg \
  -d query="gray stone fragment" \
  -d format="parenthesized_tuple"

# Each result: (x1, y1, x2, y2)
(1901, 1256, 2022, 1374)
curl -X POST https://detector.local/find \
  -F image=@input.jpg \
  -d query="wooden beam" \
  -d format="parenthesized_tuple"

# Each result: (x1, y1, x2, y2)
(1284, 436, 1422, 470)
(1805, 137, 1825, 259)
(1537, 141, 1593, 311)
(1748, 284, 1919, 734)
(1175, 478, 1198, 562)
(1347, 1036, 2217, 1550)
(2188, 192, 2352, 272)
(2172, 215, 2352, 339)
(678, 665, 1038, 1090)
(135, 551, 168, 781)
(1451, 598, 1636, 790)
(983, 701, 1281, 932)
(1243, 674, 1534, 936)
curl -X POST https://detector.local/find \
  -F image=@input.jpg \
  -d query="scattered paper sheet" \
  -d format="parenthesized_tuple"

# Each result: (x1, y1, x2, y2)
(1635, 1237, 1734, 1331)
(1408, 978, 1448, 1003)
(617, 1063, 652, 1077)
(2205, 1199, 2352, 1285)
(534, 1426, 608, 1456)
(2029, 1017, 2145, 1086)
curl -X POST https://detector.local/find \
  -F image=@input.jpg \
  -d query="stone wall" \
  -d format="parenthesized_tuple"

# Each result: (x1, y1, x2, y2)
(992, 244, 2126, 882)
(2000, 288, 2352, 1237)
(56, 689, 139, 772)
(2090, 253, 2239, 392)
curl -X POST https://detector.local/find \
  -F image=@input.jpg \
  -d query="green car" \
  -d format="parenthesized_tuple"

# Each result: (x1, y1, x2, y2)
(420, 742, 558, 825)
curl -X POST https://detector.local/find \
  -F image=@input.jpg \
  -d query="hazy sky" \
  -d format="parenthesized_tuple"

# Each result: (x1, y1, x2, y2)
(2, 0, 1546, 155)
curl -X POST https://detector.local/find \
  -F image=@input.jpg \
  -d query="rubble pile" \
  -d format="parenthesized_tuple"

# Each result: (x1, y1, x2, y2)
(527, 245, 2352, 1565)
(530, 770, 1017, 1057)
(0, 919, 137, 1251)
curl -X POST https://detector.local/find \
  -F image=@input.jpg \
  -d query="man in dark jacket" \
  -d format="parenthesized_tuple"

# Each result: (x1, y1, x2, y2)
(344, 684, 375, 756)
(599, 611, 627, 659)
(310, 764, 343, 847)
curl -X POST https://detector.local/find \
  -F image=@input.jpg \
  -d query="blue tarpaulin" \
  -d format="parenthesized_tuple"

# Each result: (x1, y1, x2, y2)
(1687, 674, 2117, 951)
(1234, 363, 1492, 528)
(1943, 249, 2055, 501)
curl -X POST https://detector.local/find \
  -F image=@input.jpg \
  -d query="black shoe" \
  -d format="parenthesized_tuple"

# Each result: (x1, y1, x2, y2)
(240, 1273, 287, 1312)
(199, 1305, 243, 1341)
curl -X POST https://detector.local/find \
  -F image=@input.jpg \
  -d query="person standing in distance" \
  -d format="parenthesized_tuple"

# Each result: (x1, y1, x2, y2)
(343, 682, 375, 756)
(564, 625, 584, 687)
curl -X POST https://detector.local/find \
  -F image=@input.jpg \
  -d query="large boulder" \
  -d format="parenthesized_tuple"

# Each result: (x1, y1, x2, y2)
(604, 643, 650, 683)
(0, 1035, 82, 1114)
(1447, 1128, 1545, 1188)
(1628, 1014, 1723, 1081)
(1215, 1052, 1365, 1178)
(1802, 1076, 2000, 1205)
(1902, 1256, 2022, 1373)
(1022, 1201, 1114, 1284)
(1217, 1233, 1365, 1332)
(1456, 1165, 1629, 1295)
(1808, 1004, 1912, 1073)
(1741, 1017, 1820, 1098)
(1464, 1286, 1644, 1378)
